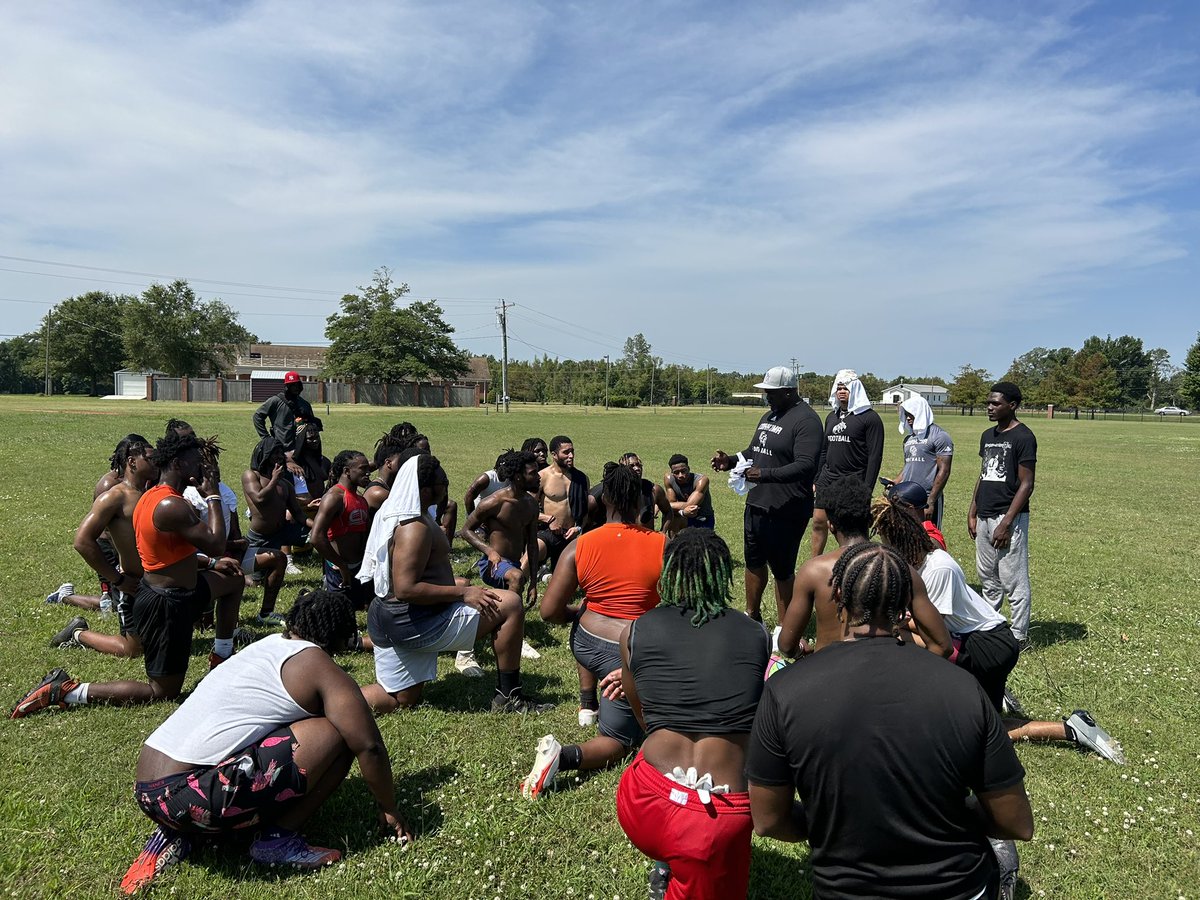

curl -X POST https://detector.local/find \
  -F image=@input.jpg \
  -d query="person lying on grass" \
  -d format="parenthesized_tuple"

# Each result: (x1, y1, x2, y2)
(121, 589, 412, 894)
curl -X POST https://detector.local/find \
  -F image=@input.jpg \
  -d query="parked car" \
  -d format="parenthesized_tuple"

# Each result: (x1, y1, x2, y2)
(1154, 406, 1190, 416)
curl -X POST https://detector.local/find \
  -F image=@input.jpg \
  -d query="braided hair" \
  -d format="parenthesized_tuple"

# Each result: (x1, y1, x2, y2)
(659, 528, 733, 627)
(284, 589, 357, 653)
(164, 418, 192, 437)
(829, 542, 913, 642)
(601, 463, 642, 523)
(870, 496, 934, 567)
(331, 449, 366, 482)
(521, 437, 546, 455)
(110, 434, 151, 475)
(389, 422, 417, 441)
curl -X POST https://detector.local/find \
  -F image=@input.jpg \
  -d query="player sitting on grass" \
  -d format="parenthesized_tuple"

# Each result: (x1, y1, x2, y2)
(120, 590, 412, 894)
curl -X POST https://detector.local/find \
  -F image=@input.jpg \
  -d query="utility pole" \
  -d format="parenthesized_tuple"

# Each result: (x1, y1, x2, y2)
(707, 366, 712, 406)
(497, 300, 510, 413)
(675, 365, 680, 408)
(43, 310, 52, 396)
(790, 357, 800, 382)
(650, 359, 656, 413)
(603, 355, 610, 410)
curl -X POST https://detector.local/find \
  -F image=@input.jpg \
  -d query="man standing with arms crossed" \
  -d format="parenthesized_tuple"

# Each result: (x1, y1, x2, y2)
(969, 382, 1036, 651)
(711, 366, 823, 637)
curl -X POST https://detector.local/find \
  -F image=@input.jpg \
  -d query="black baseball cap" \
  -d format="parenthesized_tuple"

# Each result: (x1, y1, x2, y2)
(886, 480, 928, 508)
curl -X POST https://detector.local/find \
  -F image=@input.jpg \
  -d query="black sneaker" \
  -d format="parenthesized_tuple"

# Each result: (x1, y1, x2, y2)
(50, 616, 88, 649)
(491, 692, 555, 714)
(1001, 688, 1027, 719)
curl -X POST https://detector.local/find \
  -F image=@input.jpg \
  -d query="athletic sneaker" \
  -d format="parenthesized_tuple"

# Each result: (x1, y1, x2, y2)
(254, 611, 286, 628)
(10, 668, 78, 719)
(492, 691, 555, 714)
(520, 734, 562, 799)
(45, 582, 74, 604)
(120, 826, 191, 894)
(770, 625, 783, 654)
(990, 837, 1019, 900)
(1001, 687, 1027, 719)
(249, 830, 341, 869)
(577, 707, 599, 727)
(1064, 709, 1125, 764)
(208, 651, 231, 671)
(520, 639, 541, 660)
(1016, 635, 1033, 653)
(232, 626, 260, 650)
(284, 560, 303, 576)
(454, 650, 484, 677)
(648, 861, 672, 900)
(50, 616, 88, 649)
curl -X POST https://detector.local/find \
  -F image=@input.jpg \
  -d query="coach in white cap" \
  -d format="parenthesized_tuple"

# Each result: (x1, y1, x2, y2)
(712, 366, 823, 637)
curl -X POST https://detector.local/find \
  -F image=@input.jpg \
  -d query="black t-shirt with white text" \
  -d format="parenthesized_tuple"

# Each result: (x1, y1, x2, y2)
(975, 422, 1037, 518)
(739, 401, 824, 512)
(746, 639, 1025, 900)
(817, 407, 885, 489)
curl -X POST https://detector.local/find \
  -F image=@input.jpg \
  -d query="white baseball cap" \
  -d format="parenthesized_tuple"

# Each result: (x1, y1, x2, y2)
(753, 366, 797, 390)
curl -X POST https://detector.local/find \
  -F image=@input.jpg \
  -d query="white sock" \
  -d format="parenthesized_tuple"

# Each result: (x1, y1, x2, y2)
(65, 683, 89, 706)
(213, 637, 234, 658)
(771, 626, 782, 654)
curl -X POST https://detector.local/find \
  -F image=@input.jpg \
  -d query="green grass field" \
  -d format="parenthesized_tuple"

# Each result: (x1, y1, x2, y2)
(1, 397, 1197, 899)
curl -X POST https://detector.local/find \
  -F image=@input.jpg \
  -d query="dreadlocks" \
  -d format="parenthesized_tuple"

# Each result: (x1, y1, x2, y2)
(659, 528, 733, 627)
(285, 589, 356, 653)
(110, 434, 151, 475)
(829, 542, 913, 642)
(331, 449, 366, 482)
(163, 418, 192, 437)
(496, 449, 535, 482)
(151, 430, 201, 472)
(602, 463, 642, 523)
(521, 437, 546, 454)
(870, 496, 934, 567)
(373, 432, 407, 470)
(416, 453, 448, 488)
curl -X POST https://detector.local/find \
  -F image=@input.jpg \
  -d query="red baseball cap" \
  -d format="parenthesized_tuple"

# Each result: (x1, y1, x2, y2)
(284, 371, 301, 384)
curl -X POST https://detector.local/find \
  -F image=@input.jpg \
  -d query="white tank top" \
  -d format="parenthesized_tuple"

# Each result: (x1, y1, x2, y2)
(145, 633, 319, 765)
(471, 469, 509, 510)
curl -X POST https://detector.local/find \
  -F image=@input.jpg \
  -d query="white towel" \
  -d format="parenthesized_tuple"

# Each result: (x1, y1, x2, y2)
(829, 369, 872, 415)
(358, 455, 424, 599)
(899, 396, 934, 437)
(728, 452, 755, 496)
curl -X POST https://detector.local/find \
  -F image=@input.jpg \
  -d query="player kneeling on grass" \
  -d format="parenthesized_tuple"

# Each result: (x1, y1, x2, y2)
(121, 590, 412, 894)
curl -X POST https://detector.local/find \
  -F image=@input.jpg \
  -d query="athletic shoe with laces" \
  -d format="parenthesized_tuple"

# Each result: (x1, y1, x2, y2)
(254, 611, 286, 627)
(454, 650, 484, 677)
(492, 691, 555, 714)
(10, 668, 78, 719)
(577, 707, 599, 727)
(648, 861, 672, 900)
(520, 639, 541, 660)
(45, 582, 74, 604)
(1001, 687, 1027, 719)
(284, 561, 303, 576)
(50, 616, 88, 649)
(232, 626, 259, 649)
(990, 837, 1019, 900)
(120, 826, 191, 894)
(520, 734, 562, 799)
(1064, 709, 1125, 764)
(249, 830, 341, 869)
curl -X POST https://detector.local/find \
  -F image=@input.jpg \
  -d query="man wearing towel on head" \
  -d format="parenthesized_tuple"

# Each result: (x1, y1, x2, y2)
(887, 396, 954, 528)
(357, 451, 552, 715)
(811, 369, 885, 557)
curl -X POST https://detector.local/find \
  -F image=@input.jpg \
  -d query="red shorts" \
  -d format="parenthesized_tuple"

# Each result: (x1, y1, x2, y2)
(616, 752, 753, 900)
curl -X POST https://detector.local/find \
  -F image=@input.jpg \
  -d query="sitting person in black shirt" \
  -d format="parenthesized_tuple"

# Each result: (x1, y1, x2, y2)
(617, 529, 768, 900)
(747, 542, 1034, 900)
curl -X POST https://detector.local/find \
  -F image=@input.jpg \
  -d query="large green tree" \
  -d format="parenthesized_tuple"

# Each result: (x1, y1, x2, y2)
(1068, 351, 1119, 409)
(1080, 335, 1150, 408)
(1180, 333, 1200, 410)
(323, 269, 469, 382)
(0, 334, 42, 393)
(947, 365, 992, 410)
(38, 291, 132, 394)
(123, 280, 256, 377)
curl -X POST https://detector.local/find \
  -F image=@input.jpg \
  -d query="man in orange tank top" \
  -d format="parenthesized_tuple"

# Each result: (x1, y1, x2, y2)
(12, 432, 244, 718)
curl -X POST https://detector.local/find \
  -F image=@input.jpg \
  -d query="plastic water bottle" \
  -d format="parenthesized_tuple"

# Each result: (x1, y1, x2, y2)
(99, 590, 113, 617)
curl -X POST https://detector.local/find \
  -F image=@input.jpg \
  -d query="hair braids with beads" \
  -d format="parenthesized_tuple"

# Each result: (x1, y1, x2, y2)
(659, 528, 734, 627)
(829, 542, 913, 642)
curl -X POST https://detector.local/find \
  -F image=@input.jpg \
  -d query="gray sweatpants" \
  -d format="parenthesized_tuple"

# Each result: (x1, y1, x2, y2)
(975, 512, 1031, 641)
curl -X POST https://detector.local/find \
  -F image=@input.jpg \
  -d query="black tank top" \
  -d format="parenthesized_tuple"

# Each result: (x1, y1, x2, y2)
(628, 606, 768, 735)
(668, 472, 714, 520)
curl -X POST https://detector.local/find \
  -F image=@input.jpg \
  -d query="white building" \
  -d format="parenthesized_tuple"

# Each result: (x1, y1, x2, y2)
(880, 383, 948, 406)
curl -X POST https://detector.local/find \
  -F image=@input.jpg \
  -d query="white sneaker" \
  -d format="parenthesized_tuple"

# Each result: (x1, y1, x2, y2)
(771, 625, 782, 654)
(1065, 710, 1125, 764)
(454, 650, 484, 677)
(45, 583, 74, 604)
(284, 561, 303, 576)
(520, 734, 562, 799)
(520, 640, 541, 660)
(577, 707, 598, 727)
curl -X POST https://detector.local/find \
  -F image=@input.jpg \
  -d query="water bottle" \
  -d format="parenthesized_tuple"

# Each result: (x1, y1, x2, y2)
(100, 590, 113, 617)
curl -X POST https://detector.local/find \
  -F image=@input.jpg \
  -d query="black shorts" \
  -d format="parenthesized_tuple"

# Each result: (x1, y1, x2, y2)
(246, 522, 305, 552)
(743, 504, 812, 580)
(956, 625, 1020, 712)
(537, 529, 570, 570)
(97, 536, 120, 585)
(324, 561, 374, 611)
(134, 726, 306, 834)
(128, 579, 211, 678)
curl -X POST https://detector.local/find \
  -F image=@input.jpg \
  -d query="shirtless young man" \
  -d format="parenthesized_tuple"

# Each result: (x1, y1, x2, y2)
(312, 450, 374, 611)
(50, 436, 160, 658)
(243, 437, 315, 626)
(359, 453, 550, 714)
(12, 432, 244, 718)
(537, 435, 589, 572)
(777, 478, 951, 661)
(458, 450, 541, 608)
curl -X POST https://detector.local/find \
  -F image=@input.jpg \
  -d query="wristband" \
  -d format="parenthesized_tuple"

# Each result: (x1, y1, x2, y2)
(206, 556, 218, 570)
(205, 495, 222, 504)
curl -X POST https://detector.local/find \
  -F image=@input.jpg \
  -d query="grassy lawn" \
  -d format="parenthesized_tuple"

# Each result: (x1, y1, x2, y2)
(0, 397, 1196, 898)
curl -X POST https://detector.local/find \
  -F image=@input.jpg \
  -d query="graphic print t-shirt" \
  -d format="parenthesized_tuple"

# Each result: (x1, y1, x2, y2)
(975, 423, 1036, 518)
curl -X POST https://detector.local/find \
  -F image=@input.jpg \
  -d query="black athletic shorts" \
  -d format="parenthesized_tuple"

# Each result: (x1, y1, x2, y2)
(324, 561, 374, 611)
(743, 503, 812, 581)
(246, 522, 305, 552)
(537, 529, 570, 571)
(128, 579, 212, 678)
(96, 535, 120, 583)
(956, 625, 1020, 712)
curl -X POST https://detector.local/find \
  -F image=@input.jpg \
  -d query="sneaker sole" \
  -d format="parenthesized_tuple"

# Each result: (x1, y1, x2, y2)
(522, 737, 561, 799)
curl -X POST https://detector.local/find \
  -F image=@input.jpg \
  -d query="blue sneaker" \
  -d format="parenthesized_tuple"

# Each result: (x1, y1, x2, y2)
(45, 582, 74, 604)
(250, 830, 341, 869)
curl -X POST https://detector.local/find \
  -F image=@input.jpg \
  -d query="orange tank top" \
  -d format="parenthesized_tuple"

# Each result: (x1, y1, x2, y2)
(575, 523, 665, 620)
(134, 484, 198, 571)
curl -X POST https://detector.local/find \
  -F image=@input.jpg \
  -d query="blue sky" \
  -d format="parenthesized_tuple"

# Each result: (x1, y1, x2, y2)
(1, 0, 1197, 378)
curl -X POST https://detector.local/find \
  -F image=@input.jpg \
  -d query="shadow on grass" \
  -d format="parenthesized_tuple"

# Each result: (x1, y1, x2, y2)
(1029, 620, 1088, 649)
(422, 670, 568, 711)
(749, 843, 814, 898)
